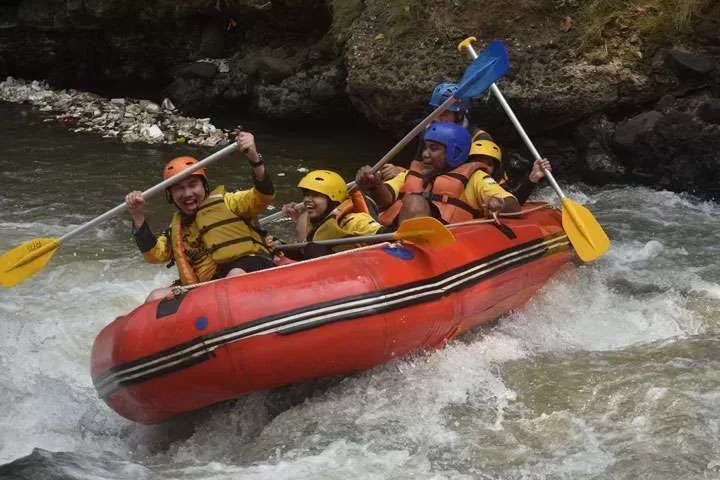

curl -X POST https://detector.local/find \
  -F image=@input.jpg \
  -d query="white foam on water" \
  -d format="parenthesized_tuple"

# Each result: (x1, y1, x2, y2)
(1, 125, 719, 480)
(95, 185, 718, 478)
(0, 253, 173, 463)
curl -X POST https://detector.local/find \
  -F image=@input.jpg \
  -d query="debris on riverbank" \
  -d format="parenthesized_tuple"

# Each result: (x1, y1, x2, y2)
(0, 77, 231, 147)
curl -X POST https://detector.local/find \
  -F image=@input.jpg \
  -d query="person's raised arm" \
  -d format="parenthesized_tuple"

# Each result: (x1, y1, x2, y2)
(236, 131, 272, 191)
(355, 165, 396, 210)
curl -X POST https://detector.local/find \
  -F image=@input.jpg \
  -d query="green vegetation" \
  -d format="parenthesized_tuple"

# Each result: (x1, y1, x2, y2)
(579, 0, 710, 49)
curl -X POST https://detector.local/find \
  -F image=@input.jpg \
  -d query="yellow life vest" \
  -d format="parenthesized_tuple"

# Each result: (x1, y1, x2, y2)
(170, 186, 270, 285)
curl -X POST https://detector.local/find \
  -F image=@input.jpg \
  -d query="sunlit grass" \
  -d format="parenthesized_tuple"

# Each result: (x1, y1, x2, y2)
(580, 0, 710, 48)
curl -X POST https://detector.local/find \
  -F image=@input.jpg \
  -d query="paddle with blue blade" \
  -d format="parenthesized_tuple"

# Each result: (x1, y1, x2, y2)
(0, 142, 240, 288)
(458, 36, 610, 263)
(258, 41, 511, 226)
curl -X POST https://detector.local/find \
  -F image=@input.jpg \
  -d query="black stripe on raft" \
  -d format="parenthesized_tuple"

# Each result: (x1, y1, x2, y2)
(93, 233, 570, 398)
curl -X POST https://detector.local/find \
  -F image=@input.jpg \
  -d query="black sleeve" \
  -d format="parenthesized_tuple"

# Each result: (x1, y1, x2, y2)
(253, 171, 275, 195)
(509, 177, 538, 205)
(132, 221, 159, 252)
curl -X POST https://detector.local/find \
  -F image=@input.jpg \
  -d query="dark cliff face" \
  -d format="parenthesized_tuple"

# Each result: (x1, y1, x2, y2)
(0, 0, 718, 199)
(0, 0, 343, 116)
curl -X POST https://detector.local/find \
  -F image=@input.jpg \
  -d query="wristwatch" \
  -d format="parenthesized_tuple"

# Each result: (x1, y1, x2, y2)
(248, 153, 264, 167)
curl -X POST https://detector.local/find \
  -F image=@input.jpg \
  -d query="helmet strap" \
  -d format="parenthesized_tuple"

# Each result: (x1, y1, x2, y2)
(164, 174, 209, 207)
(324, 199, 340, 218)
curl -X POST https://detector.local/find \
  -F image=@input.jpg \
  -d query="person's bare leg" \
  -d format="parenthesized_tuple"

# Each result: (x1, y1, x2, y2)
(398, 194, 431, 223)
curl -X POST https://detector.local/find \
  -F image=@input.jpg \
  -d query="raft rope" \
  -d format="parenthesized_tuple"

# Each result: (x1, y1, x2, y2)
(168, 203, 553, 295)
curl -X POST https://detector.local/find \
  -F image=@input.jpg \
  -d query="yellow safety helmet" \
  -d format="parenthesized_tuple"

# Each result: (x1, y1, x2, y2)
(297, 170, 348, 202)
(469, 140, 502, 162)
(471, 129, 494, 143)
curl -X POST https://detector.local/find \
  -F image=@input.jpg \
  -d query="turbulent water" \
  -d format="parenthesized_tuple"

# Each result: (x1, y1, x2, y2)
(0, 102, 719, 480)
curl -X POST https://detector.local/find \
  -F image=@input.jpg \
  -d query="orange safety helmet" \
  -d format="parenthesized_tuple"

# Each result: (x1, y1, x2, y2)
(163, 156, 207, 181)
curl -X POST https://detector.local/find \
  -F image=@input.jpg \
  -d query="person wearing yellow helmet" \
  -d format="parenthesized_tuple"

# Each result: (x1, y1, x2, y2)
(468, 132, 552, 205)
(125, 131, 276, 302)
(468, 137, 505, 181)
(282, 169, 382, 259)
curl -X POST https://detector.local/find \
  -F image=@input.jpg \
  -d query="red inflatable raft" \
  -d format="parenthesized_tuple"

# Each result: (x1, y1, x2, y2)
(91, 203, 574, 423)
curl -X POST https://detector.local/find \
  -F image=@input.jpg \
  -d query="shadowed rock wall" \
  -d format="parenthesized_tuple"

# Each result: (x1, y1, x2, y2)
(0, 0, 718, 198)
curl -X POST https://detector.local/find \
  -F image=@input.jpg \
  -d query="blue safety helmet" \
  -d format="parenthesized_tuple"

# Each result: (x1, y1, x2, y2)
(423, 121, 471, 169)
(428, 82, 470, 113)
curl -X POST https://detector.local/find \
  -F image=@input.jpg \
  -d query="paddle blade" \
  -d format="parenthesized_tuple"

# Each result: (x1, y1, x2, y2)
(560, 198, 610, 263)
(0, 238, 60, 287)
(394, 217, 455, 247)
(455, 40, 509, 99)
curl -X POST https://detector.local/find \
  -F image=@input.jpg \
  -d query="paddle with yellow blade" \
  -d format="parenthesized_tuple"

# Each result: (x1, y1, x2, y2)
(275, 216, 454, 251)
(458, 36, 610, 263)
(0, 142, 241, 288)
(257, 40, 511, 226)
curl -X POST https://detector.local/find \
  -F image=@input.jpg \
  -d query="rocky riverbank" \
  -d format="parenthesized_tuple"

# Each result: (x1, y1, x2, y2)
(0, 0, 718, 198)
(0, 77, 231, 147)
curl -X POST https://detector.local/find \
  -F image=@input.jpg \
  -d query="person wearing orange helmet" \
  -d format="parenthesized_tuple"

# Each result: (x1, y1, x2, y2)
(125, 131, 276, 302)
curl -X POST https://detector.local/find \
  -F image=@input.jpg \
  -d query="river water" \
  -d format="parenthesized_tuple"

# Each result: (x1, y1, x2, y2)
(0, 102, 719, 480)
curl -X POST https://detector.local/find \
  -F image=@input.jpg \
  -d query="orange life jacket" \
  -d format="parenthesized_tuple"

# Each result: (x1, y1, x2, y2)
(380, 160, 485, 225)
(171, 215, 200, 285)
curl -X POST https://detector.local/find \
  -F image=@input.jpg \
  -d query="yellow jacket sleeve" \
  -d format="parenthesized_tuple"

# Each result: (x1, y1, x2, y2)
(223, 187, 275, 217)
(142, 232, 173, 264)
(384, 170, 408, 199)
(338, 212, 383, 236)
(464, 171, 516, 208)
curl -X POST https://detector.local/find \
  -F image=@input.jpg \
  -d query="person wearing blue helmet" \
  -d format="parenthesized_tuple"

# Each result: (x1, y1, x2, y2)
(413, 82, 476, 160)
(375, 81, 484, 181)
(428, 82, 472, 123)
(356, 121, 519, 226)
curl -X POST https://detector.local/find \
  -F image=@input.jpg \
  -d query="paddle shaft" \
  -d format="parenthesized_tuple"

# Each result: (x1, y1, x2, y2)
(460, 41, 567, 201)
(276, 232, 396, 250)
(57, 142, 239, 244)
(258, 94, 458, 226)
